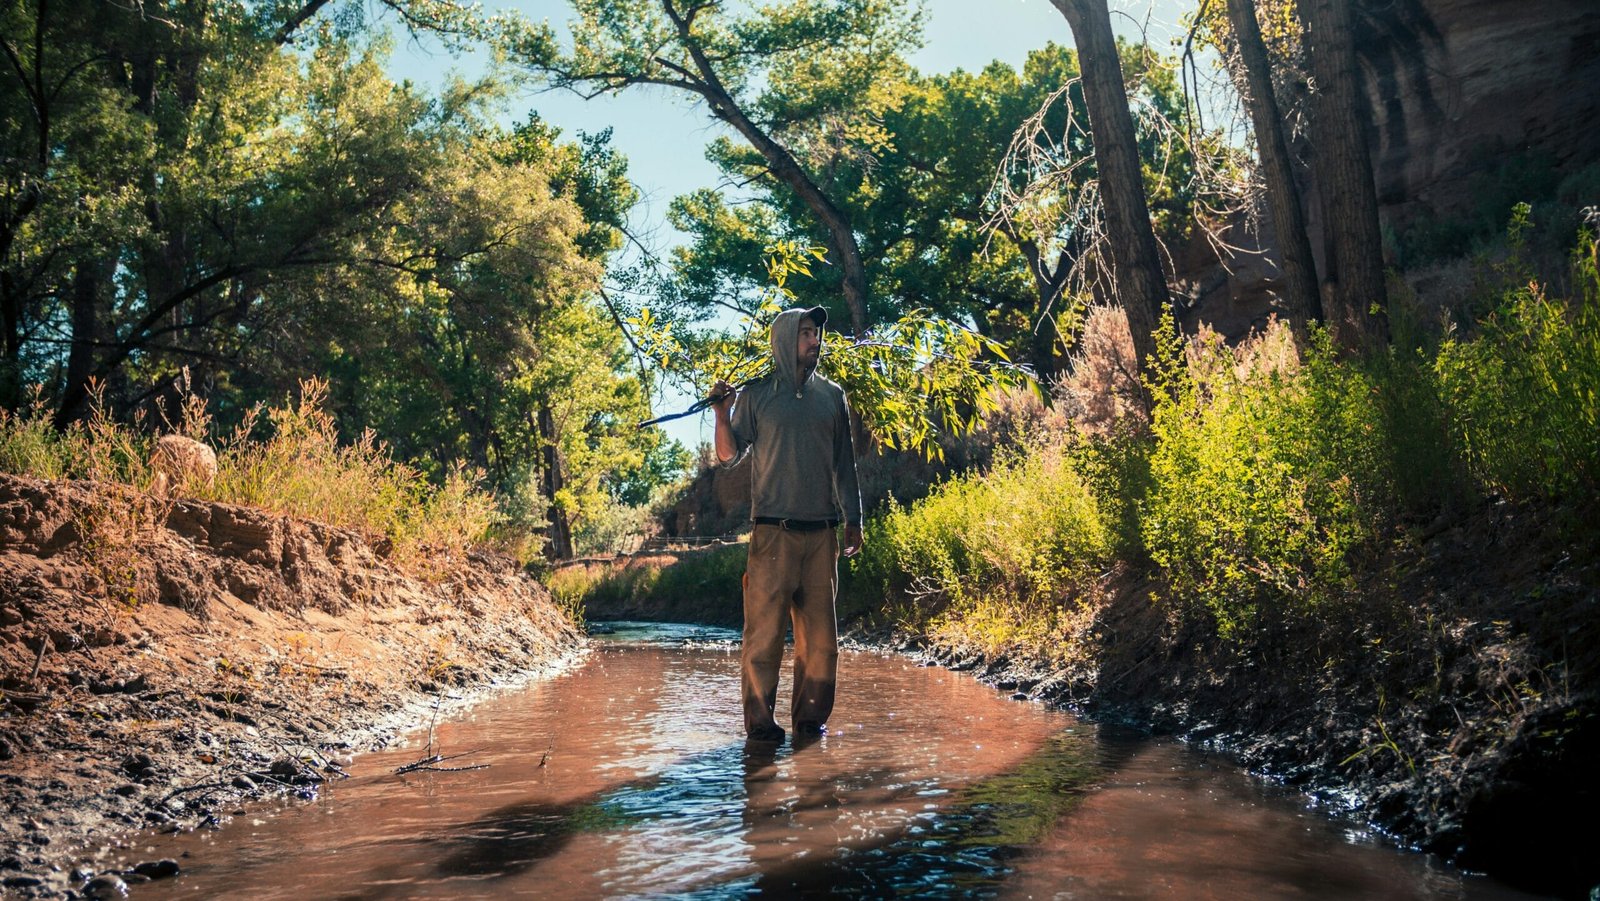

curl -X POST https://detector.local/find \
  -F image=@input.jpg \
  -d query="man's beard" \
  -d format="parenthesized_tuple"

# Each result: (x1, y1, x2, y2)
(799, 350, 819, 373)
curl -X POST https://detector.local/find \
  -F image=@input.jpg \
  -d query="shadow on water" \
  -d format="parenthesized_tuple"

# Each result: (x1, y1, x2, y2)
(408, 725, 1114, 899)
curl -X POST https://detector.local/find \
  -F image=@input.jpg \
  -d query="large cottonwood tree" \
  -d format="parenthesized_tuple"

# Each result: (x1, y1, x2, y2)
(667, 42, 1200, 384)
(1224, 0, 1322, 339)
(504, 0, 925, 336)
(1300, 0, 1388, 347)
(1045, 0, 1170, 392)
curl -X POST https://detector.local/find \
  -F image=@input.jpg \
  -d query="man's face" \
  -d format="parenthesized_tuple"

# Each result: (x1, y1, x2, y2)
(797, 322, 822, 371)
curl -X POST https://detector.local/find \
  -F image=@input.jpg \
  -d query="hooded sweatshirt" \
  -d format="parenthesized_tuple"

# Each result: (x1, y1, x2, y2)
(724, 308, 863, 526)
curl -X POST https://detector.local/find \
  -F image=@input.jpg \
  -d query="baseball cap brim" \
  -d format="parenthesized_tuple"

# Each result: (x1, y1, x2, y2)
(803, 306, 828, 328)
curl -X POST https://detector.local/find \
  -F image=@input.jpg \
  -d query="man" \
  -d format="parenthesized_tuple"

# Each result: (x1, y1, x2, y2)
(711, 305, 863, 743)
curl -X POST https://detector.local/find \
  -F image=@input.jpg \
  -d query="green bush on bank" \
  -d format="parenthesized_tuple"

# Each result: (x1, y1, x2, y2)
(1434, 233, 1600, 502)
(859, 227, 1598, 646)
(1141, 322, 1396, 636)
(846, 443, 1114, 652)
(548, 541, 747, 625)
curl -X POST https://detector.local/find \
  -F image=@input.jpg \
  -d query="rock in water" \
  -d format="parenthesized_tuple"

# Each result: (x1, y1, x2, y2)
(132, 858, 181, 879)
(85, 873, 128, 898)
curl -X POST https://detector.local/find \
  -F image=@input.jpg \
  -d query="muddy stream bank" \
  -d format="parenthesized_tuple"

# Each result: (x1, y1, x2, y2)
(105, 623, 1530, 900)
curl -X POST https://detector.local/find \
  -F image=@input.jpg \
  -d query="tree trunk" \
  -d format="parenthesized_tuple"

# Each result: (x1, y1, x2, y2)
(1008, 230, 1071, 383)
(1048, 0, 1168, 399)
(537, 404, 574, 561)
(1301, 0, 1389, 349)
(1, 269, 26, 408)
(1225, 0, 1323, 340)
(60, 255, 116, 424)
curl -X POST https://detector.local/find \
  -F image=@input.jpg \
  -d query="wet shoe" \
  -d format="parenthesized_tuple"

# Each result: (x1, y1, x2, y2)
(794, 721, 826, 737)
(747, 724, 786, 743)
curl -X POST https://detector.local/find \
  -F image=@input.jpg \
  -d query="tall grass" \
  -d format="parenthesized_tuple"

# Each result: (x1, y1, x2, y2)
(0, 378, 506, 573)
(846, 442, 1114, 657)
(208, 379, 501, 566)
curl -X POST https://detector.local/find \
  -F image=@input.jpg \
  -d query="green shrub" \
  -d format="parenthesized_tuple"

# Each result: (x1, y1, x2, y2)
(846, 441, 1113, 642)
(1066, 426, 1154, 559)
(1434, 231, 1600, 502)
(548, 542, 746, 625)
(1141, 321, 1389, 637)
(648, 542, 746, 606)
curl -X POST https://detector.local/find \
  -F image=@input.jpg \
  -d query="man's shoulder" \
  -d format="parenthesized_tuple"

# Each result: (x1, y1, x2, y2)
(734, 374, 778, 406)
(812, 373, 847, 398)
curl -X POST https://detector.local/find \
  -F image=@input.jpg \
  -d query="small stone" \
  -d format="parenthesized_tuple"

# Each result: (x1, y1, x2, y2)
(48, 629, 83, 650)
(121, 873, 150, 884)
(0, 608, 22, 627)
(231, 774, 257, 791)
(84, 873, 127, 898)
(71, 866, 95, 883)
(119, 753, 153, 777)
(113, 784, 141, 798)
(136, 766, 160, 782)
(3, 874, 44, 888)
(28, 832, 50, 846)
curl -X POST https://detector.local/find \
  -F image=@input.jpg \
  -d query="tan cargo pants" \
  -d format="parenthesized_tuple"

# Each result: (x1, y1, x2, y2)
(740, 523, 839, 734)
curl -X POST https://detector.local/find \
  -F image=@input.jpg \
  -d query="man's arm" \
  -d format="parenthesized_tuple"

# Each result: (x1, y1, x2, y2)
(711, 379, 738, 463)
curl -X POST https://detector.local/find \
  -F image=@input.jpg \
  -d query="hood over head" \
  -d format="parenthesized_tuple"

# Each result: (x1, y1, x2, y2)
(769, 306, 827, 392)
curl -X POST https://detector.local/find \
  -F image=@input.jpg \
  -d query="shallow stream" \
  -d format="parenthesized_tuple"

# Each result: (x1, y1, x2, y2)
(132, 623, 1532, 899)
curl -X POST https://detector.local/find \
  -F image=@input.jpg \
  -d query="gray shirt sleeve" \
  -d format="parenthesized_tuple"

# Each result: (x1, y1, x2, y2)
(833, 390, 863, 526)
(720, 388, 756, 469)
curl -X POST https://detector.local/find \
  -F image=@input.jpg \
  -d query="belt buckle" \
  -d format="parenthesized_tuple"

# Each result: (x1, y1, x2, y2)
(779, 518, 793, 531)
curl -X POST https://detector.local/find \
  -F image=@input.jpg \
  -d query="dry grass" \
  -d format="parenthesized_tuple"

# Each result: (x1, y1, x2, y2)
(0, 377, 505, 583)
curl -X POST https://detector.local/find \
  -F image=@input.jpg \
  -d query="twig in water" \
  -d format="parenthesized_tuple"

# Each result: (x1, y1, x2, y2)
(394, 749, 489, 775)
(392, 693, 489, 775)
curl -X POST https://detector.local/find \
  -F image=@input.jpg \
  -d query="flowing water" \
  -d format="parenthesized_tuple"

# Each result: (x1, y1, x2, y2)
(132, 623, 1532, 899)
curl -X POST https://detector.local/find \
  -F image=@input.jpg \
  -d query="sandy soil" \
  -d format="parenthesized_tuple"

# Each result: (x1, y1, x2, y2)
(0, 473, 584, 899)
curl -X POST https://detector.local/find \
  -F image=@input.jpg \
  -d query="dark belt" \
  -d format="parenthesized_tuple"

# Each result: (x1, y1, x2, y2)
(753, 517, 838, 531)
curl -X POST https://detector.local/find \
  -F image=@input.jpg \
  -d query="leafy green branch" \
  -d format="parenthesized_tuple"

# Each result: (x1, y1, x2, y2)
(629, 242, 1038, 459)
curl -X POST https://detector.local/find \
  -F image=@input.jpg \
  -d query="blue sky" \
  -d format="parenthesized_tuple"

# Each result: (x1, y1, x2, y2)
(388, 0, 1198, 452)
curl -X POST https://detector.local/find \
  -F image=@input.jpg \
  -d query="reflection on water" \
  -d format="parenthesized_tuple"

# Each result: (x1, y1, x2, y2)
(133, 623, 1531, 899)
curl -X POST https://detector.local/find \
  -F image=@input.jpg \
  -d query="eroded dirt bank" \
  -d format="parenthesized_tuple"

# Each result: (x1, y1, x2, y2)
(894, 498, 1599, 898)
(0, 473, 583, 898)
